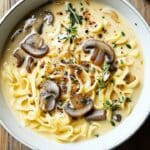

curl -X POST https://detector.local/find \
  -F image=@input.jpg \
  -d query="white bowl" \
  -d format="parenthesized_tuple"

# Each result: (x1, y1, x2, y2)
(0, 0, 150, 149)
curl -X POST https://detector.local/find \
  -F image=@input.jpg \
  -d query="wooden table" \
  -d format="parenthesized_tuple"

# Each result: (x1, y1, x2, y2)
(0, 0, 149, 149)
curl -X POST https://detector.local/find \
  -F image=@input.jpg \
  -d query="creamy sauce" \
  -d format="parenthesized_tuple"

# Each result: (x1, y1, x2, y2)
(0, 0, 144, 142)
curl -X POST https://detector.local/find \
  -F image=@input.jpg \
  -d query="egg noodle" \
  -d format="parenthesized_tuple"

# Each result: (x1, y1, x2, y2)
(1, 0, 142, 142)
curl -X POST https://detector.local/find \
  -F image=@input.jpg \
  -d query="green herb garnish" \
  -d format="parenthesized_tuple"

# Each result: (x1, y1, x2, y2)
(80, 8, 84, 11)
(120, 59, 124, 64)
(94, 134, 99, 138)
(97, 62, 110, 89)
(102, 61, 110, 72)
(97, 78, 106, 89)
(65, 2, 83, 26)
(112, 43, 117, 48)
(126, 44, 132, 49)
(68, 59, 74, 64)
(103, 96, 127, 111)
(80, 2, 83, 6)
(121, 31, 125, 36)
(118, 95, 126, 103)
(103, 100, 113, 110)
(110, 120, 116, 126)
(67, 26, 77, 35)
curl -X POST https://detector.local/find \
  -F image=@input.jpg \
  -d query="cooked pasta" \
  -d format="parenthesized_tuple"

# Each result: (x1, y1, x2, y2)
(0, 0, 143, 142)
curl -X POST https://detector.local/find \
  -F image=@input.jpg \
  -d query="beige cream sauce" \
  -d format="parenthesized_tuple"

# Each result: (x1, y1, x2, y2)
(0, 0, 144, 139)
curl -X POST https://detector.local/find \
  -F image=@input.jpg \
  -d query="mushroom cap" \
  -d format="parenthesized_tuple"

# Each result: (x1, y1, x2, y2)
(64, 98, 93, 118)
(85, 109, 106, 121)
(21, 33, 49, 58)
(82, 39, 115, 67)
(40, 80, 61, 112)
(13, 48, 25, 67)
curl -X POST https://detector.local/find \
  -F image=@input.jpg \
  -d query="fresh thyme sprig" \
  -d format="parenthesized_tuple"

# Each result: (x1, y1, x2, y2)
(58, 3, 83, 43)
(97, 62, 110, 89)
(103, 96, 130, 111)
(65, 2, 83, 26)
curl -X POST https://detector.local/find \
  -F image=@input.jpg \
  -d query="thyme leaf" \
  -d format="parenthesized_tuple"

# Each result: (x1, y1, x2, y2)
(121, 31, 125, 37)
(110, 120, 116, 126)
(126, 44, 132, 49)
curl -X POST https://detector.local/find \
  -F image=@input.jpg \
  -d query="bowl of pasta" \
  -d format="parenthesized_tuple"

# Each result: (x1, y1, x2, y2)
(0, 0, 150, 149)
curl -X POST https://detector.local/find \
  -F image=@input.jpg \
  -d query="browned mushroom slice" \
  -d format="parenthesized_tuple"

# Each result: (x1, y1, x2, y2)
(90, 49, 99, 61)
(26, 56, 36, 73)
(82, 39, 115, 67)
(70, 94, 86, 109)
(21, 33, 49, 58)
(40, 80, 60, 112)
(64, 98, 93, 118)
(85, 110, 106, 121)
(13, 48, 25, 67)
(94, 51, 105, 66)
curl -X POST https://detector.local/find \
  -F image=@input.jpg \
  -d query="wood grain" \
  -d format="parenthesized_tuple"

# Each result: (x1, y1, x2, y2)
(129, 0, 150, 25)
(0, 0, 149, 149)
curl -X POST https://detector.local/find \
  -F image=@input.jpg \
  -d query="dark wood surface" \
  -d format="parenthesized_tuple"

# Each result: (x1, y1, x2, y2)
(0, 0, 149, 149)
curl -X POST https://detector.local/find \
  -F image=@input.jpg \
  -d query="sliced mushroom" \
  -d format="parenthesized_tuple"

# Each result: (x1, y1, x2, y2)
(33, 17, 44, 34)
(40, 80, 60, 112)
(44, 11, 54, 25)
(26, 56, 36, 73)
(85, 110, 106, 121)
(25, 12, 54, 34)
(40, 89, 56, 112)
(13, 48, 25, 67)
(64, 98, 93, 117)
(24, 15, 36, 31)
(82, 39, 115, 67)
(21, 33, 49, 58)
(10, 28, 22, 41)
